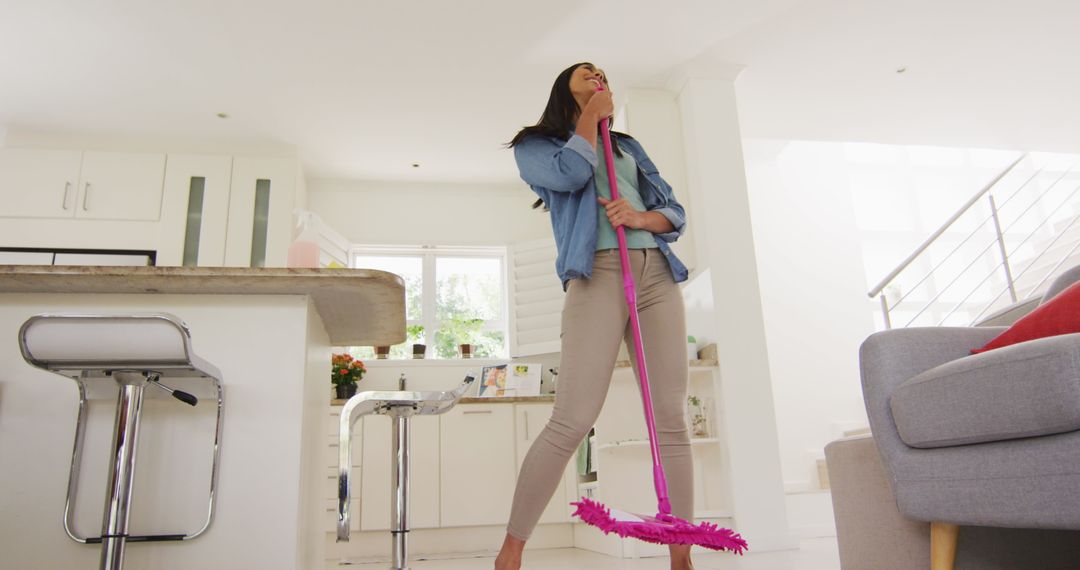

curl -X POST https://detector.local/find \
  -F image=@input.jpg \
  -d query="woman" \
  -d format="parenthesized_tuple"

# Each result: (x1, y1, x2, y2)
(497, 63, 695, 570)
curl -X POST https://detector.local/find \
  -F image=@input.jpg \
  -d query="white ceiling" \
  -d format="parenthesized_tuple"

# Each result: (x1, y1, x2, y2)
(2, 0, 1078, 184)
(718, 0, 1080, 155)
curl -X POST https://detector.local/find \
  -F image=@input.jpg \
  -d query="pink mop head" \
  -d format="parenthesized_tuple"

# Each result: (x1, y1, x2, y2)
(571, 498, 748, 554)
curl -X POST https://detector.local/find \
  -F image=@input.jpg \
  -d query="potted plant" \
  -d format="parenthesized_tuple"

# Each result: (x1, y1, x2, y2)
(408, 324, 426, 359)
(687, 395, 709, 437)
(453, 317, 484, 359)
(332, 353, 366, 399)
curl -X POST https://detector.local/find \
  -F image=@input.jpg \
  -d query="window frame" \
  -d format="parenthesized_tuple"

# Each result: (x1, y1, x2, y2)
(349, 244, 509, 358)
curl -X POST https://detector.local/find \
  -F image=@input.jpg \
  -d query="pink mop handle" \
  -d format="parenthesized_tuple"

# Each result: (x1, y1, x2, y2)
(595, 85, 672, 516)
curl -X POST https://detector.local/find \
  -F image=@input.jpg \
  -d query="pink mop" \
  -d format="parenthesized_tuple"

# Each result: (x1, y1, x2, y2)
(570, 84, 748, 554)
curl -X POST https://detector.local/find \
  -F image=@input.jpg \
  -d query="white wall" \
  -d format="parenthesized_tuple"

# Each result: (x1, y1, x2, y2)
(624, 89, 697, 273)
(306, 178, 550, 246)
(742, 139, 880, 491)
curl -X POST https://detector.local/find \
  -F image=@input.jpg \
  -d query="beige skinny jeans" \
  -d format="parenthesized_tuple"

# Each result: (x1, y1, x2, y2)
(506, 248, 692, 540)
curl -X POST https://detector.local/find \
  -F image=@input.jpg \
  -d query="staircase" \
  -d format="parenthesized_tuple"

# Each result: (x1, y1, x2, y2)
(869, 153, 1080, 329)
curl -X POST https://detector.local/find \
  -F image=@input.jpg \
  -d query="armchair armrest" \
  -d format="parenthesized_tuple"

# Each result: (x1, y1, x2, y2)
(858, 327, 1005, 471)
(891, 334, 1080, 448)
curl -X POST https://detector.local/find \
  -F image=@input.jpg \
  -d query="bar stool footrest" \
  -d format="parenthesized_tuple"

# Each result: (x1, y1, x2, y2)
(86, 534, 188, 544)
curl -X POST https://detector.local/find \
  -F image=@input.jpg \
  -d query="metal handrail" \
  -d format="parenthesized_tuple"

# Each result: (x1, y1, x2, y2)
(870, 150, 1080, 330)
(1019, 231, 1080, 300)
(901, 231, 1002, 327)
(967, 206, 1080, 324)
(867, 154, 1026, 298)
(889, 163, 1055, 310)
(930, 171, 1080, 324)
(891, 173, 1042, 325)
(936, 177, 1080, 326)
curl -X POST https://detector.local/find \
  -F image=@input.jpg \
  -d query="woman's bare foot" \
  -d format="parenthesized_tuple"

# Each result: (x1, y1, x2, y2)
(669, 544, 694, 570)
(494, 533, 525, 570)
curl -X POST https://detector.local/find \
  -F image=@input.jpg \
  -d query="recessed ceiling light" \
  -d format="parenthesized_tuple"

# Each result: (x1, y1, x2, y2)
(216, 112, 229, 119)
(896, 66, 907, 74)
(412, 163, 420, 168)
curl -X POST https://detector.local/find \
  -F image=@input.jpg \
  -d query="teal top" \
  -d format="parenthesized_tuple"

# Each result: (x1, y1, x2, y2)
(594, 143, 658, 251)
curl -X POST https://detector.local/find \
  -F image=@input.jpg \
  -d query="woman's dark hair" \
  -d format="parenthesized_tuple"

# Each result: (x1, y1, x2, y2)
(509, 62, 627, 210)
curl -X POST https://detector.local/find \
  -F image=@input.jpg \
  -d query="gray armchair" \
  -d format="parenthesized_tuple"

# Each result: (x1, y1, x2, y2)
(859, 269, 1080, 569)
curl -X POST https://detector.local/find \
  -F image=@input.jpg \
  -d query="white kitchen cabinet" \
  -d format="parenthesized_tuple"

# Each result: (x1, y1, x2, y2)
(514, 404, 575, 524)
(76, 151, 166, 221)
(439, 404, 517, 528)
(224, 157, 297, 268)
(326, 400, 573, 540)
(0, 148, 82, 218)
(0, 149, 164, 221)
(157, 155, 234, 266)
(359, 414, 440, 531)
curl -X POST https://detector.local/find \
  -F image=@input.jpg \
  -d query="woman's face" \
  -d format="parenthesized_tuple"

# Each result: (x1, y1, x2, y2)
(569, 63, 608, 99)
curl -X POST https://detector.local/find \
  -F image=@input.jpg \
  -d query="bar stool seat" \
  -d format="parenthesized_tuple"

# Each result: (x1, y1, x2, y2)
(19, 313, 224, 570)
(337, 374, 476, 570)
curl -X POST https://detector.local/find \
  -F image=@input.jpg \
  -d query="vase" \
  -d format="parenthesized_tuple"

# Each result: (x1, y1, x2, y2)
(412, 344, 426, 359)
(459, 343, 473, 359)
(376, 346, 390, 359)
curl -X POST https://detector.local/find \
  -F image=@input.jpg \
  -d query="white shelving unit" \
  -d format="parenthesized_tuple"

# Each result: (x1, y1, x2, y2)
(576, 360, 737, 559)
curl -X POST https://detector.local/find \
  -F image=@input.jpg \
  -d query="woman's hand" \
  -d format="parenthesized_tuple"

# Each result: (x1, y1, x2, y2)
(597, 196, 646, 230)
(580, 89, 614, 125)
(574, 87, 613, 149)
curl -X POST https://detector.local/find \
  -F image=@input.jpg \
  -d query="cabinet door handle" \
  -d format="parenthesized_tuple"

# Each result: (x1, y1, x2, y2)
(61, 182, 71, 210)
(524, 414, 530, 441)
(462, 410, 493, 415)
(82, 182, 91, 211)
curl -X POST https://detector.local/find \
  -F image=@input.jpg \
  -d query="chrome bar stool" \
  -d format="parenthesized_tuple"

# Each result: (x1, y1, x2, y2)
(19, 313, 224, 570)
(337, 373, 476, 570)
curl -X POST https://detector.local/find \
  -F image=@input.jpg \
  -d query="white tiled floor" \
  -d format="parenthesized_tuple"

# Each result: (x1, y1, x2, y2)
(328, 537, 840, 569)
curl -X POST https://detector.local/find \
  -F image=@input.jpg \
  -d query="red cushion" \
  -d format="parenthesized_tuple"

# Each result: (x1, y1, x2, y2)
(972, 280, 1080, 354)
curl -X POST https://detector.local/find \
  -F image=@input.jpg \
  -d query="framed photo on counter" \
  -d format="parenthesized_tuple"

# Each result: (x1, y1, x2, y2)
(477, 363, 542, 397)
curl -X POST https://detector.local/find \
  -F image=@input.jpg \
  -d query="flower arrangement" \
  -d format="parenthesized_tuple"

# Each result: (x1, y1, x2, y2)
(332, 353, 366, 387)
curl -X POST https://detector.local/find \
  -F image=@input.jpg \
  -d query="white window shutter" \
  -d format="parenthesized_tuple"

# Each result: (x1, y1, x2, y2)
(509, 238, 564, 357)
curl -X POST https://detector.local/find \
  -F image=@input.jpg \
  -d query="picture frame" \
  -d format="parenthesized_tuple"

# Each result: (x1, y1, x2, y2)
(478, 364, 509, 397)
(477, 363, 542, 397)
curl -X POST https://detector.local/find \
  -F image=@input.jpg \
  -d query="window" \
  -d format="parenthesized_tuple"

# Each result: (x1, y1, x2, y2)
(350, 246, 508, 359)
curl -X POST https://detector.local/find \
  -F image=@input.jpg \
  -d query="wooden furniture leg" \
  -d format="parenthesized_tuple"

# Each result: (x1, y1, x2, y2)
(930, 522, 959, 570)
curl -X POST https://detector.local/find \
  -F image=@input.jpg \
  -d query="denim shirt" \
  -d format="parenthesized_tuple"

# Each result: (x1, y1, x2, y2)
(514, 132, 690, 290)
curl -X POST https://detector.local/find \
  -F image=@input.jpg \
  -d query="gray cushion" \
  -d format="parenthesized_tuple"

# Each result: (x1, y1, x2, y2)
(1042, 264, 1080, 304)
(890, 334, 1080, 448)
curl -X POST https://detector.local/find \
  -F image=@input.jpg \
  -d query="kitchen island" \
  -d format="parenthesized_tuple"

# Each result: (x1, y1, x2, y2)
(0, 265, 404, 570)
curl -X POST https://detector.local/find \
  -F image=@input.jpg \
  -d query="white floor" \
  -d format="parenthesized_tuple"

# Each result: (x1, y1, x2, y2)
(328, 538, 840, 569)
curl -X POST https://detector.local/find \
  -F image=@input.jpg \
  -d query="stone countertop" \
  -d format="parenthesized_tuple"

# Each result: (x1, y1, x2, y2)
(458, 395, 556, 404)
(0, 265, 405, 346)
